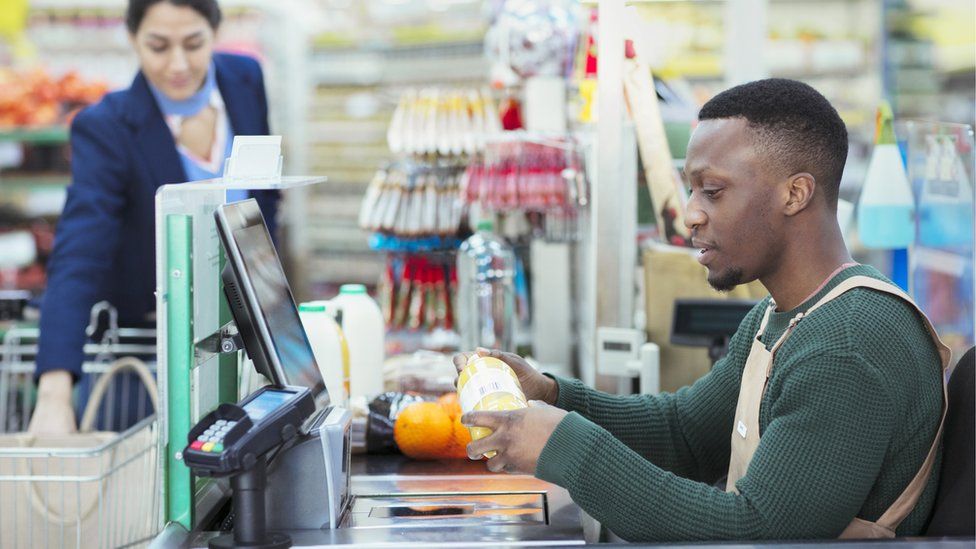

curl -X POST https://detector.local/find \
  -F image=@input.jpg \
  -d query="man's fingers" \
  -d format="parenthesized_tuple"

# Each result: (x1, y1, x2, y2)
(485, 454, 508, 473)
(474, 347, 519, 368)
(460, 410, 507, 430)
(466, 431, 502, 460)
(453, 352, 476, 372)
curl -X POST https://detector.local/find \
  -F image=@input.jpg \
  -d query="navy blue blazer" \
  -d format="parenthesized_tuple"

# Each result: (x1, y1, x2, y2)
(36, 53, 280, 379)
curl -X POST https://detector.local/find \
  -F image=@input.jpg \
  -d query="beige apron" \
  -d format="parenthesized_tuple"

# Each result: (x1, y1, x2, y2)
(725, 276, 952, 539)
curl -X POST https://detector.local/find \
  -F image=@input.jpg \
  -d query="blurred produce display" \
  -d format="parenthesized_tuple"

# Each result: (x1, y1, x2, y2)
(0, 68, 107, 128)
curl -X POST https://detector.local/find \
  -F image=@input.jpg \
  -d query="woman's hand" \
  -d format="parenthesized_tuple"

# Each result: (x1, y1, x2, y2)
(29, 370, 77, 435)
(453, 348, 559, 405)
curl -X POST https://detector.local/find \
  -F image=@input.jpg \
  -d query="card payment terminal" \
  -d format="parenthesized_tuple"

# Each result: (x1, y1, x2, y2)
(182, 385, 314, 548)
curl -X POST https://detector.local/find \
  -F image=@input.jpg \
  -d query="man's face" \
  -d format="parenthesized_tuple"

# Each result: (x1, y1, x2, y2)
(683, 118, 782, 291)
(130, 2, 215, 102)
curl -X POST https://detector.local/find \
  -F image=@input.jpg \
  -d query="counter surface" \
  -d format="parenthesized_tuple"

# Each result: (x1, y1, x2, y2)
(181, 454, 973, 548)
(187, 453, 589, 548)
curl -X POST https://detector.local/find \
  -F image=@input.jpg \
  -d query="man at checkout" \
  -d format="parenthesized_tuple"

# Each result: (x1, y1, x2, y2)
(456, 79, 949, 541)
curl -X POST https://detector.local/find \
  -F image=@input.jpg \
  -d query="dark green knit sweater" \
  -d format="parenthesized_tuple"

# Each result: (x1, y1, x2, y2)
(536, 264, 943, 541)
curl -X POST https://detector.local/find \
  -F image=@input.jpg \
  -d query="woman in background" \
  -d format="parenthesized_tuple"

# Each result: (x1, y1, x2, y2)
(30, 0, 279, 433)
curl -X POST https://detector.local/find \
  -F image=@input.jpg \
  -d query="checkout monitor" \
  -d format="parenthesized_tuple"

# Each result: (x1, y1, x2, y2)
(215, 199, 330, 412)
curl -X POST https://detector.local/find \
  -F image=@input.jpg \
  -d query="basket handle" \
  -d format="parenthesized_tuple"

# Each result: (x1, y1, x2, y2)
(23, 357, 158, 525)
(79, 357, 159, 433)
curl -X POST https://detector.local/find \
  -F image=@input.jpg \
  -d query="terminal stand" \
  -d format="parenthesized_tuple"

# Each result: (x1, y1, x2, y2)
(210, 460, 290, 549)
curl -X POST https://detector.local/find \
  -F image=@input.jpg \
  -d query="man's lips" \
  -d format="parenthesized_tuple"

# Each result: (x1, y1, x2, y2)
(692, 239, 717, 265)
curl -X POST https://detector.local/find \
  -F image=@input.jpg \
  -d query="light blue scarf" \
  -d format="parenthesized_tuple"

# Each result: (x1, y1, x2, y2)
(148, 63, 246, 201)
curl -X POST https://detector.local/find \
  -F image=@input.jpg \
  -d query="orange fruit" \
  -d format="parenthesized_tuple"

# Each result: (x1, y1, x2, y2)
(393, 402, 453, 460)
(443, 414, 474, 459)
(437, 392, 462, 420)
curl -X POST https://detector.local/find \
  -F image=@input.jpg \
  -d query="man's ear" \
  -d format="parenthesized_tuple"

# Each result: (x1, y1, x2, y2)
(784, 172, 816, 216)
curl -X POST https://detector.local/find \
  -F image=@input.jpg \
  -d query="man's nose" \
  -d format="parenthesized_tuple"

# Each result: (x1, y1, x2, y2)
(684, 196, 706, 231)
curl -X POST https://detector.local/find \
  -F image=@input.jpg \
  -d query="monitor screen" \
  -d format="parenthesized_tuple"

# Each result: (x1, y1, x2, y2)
(215, 200, 329, 410)
(670, 299, 757, 347)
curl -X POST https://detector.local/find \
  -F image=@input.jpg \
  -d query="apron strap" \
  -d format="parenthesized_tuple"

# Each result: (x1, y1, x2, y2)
(756, 301, 775, 337)
(776, 275, 952, 532)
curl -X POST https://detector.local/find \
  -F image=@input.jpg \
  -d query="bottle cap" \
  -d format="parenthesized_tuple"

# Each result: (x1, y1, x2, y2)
(339, 284, 367, 295)
(875, 101, 896, 145)
(299, 302, 327, 312)
(476, 219, 494, 232)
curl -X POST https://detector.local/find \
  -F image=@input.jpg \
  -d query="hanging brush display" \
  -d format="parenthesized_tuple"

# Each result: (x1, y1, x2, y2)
(358, 160, 467, 240)
(387, 87, 503, 157)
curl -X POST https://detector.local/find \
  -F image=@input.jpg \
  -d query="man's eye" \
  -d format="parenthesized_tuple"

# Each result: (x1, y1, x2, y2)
(703, 189, 721, 199)
(148, 44, 167, 53)
(185, 41, 203, 51)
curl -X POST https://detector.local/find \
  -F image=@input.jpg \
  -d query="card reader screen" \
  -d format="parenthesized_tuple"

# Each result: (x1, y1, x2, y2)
(243, 390, 293, 421)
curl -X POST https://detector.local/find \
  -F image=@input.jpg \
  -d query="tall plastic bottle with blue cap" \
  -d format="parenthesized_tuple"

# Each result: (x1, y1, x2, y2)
(857, 102, 916, 249)
(332, 285, 385, 401)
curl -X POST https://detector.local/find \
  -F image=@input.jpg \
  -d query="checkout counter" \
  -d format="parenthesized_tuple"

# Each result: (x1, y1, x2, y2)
(151, 182, 969, 549)
(154, 197, 589, 548)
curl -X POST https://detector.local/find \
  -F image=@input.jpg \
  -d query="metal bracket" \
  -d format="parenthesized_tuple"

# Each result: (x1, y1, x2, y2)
(193, 322, 243, 366)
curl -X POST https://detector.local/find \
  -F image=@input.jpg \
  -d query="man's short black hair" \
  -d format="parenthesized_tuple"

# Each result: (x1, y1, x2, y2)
(126, 0, 222, 34)
(698, 78, 848, 207)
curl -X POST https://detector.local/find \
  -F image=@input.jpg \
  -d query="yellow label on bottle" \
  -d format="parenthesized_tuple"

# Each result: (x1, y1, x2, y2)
(456, 356, 527, 457)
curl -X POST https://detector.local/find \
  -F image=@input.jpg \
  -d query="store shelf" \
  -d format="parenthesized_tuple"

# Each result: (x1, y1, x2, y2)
(310, 41, 487, 86)
(0, 127, 69, 145)
(0, 174, 71, 189)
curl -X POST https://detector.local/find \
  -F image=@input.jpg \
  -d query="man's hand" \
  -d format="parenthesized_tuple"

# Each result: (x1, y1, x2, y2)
(462, 400, 568, 474)
(453, 348, 559, 405)
(29, 370, 77, 435)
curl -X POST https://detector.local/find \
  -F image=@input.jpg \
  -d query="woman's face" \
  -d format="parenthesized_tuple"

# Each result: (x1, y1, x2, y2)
(130, 2, 215, 101)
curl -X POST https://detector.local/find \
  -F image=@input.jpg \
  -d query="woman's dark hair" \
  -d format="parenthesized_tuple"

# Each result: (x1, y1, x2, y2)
(126, 0, 222, 34)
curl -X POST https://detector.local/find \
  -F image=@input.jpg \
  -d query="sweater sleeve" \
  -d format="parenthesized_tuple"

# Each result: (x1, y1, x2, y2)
(544, 305, 760, 481)
(535, 349, 896, 541)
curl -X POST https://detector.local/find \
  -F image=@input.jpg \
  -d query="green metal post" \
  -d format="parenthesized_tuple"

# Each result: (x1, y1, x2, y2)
(218, 248, 238, 403)
(165, 214, 194, 529)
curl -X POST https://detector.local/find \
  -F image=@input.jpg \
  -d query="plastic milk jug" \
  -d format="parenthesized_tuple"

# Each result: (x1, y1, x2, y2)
(333, 284, 385, 401)
(299, 302, 350, 405)
(457, 355, 527, 458)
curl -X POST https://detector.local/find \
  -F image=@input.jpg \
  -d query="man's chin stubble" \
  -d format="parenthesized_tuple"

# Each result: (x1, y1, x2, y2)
(708, 267, 745, 292)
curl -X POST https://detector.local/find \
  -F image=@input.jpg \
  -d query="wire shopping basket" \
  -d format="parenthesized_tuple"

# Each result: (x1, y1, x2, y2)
(0, 303, 162, 548)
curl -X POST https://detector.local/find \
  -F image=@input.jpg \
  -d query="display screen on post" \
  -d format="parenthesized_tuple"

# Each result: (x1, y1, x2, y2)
(216, 199, 330, 412)
(233, 224, 327, 397)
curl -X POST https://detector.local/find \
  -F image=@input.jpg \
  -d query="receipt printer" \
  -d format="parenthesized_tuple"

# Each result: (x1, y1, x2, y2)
(265, 405, 352, 530)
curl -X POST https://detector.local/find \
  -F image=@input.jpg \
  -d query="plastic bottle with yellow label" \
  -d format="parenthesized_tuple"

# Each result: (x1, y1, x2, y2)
(457, 355, 527, 458)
